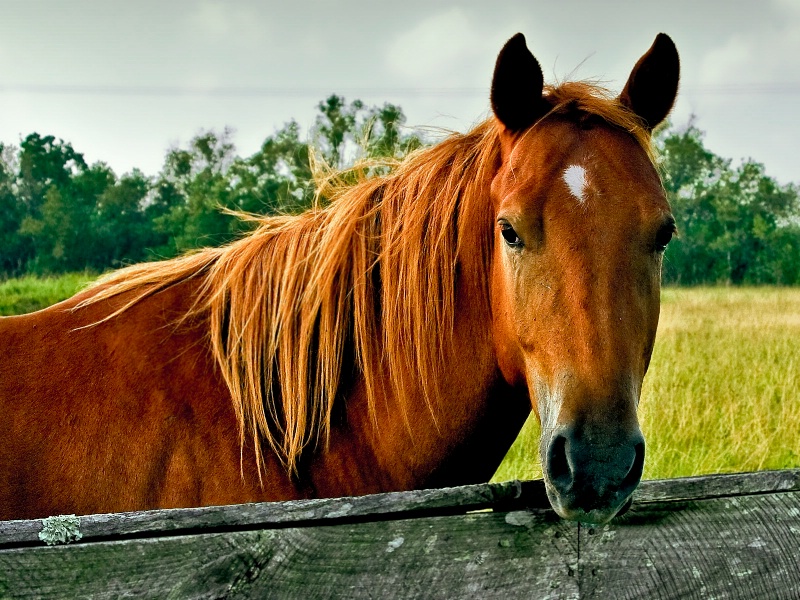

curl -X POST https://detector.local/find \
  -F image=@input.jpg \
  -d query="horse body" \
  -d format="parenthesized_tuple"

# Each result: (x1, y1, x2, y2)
(0, 275, 526, 519)
(0, 33, 679, 523)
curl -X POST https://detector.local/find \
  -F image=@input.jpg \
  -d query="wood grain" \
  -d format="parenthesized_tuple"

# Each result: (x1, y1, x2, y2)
(1, 511, 577, 599)
(0, 479, 546, 547)
(1, 470, 799, 598)
(583, 491, 800, 599)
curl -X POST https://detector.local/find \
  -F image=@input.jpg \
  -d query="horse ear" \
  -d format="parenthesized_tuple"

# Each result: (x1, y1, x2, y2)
(491, 33, 549, 132)
(619, 33, 680, 131)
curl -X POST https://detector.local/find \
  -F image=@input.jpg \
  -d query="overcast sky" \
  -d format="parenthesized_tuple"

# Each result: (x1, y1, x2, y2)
(1, 0, 798, 184)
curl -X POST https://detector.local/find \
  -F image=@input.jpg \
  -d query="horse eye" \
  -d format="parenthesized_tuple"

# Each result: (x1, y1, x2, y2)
(499, 222, 523, 247)
(655, 219, 676, 252)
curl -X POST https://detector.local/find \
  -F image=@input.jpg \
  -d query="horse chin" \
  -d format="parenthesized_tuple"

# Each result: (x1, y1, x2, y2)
(544, 482, 634, 526)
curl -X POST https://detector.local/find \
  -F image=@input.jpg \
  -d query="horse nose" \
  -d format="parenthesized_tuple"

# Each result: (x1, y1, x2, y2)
(544, 425, 645, 523)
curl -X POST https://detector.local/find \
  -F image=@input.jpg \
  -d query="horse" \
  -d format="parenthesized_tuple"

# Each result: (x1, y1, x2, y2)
(0, 32, 679, 525)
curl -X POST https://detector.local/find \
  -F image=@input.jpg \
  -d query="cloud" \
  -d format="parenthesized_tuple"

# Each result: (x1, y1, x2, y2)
(385, 8, 488, 81)
(0, 39, 8, 72)
(774, 0, 800, 15)
(186, 1, 266, 49)
(699, 0, 800, 85)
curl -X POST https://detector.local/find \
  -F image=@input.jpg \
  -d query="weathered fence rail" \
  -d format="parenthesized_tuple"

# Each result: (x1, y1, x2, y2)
(1, 469, 799, 598)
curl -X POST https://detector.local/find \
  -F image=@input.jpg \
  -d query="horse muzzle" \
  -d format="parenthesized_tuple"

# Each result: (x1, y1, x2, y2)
(541, 423, 645, 525)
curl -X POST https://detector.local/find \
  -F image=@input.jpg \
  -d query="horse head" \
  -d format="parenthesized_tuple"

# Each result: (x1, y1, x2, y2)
(489, 33, 679, 524)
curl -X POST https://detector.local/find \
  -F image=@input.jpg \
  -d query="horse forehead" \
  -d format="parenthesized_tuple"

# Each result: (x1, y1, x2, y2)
(503, 123, 662, 209)
(502, 122, 596, 188)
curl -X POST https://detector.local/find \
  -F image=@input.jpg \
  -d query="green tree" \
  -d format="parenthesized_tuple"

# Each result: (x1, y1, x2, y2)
(91, 169, 155, 268)
(314, 96, 363, 168)
(7, 135, 160, 274)
(658, 122, 800, 285)
(312, 95, 423, 169)
(151, 129, 240, 253)
(362, 101, 424, 160)
(230, 120, 314, 215)
(0, 144, 25, 276)
(15, 134, 95, 273)
(152, 98, 425, 255)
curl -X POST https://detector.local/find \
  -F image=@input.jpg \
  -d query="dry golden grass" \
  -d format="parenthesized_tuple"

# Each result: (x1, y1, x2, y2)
(493, 287, 800, 482)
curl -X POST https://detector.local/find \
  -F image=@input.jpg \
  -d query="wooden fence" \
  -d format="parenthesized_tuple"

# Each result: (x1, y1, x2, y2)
(1, 469, 799, 598)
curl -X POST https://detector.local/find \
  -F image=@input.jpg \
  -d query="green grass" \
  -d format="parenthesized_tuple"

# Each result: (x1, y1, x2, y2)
(494, 287, 800, 482)
(0, 273, 94, 316)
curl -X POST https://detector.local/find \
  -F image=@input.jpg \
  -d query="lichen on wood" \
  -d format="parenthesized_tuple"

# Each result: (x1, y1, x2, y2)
(38, 515, 83, 546)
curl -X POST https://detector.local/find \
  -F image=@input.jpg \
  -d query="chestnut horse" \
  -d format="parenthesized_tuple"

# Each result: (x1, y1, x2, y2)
(0, 33, 679, 524)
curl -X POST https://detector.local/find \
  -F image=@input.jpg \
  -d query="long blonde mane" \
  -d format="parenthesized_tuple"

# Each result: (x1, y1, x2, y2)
(78, 83, 654, 475)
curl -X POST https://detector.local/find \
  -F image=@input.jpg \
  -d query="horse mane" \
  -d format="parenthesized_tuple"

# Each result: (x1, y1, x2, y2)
(76, 82, 654, 476)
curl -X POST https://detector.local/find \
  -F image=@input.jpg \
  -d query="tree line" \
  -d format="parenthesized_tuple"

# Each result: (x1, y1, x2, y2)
(657, 122, 800, 285)
(0, 96, 422, 277)
(0, 96, 798, 285)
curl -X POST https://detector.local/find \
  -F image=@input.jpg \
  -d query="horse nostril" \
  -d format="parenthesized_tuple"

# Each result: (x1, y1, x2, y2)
(616, 495, 634, 517)
(546, 433, 572, 490)
(622, 441, 645, 490)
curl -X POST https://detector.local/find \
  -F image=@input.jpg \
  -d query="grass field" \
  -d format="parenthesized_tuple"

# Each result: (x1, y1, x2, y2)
(494, 287, 800, 482)
(0, 273, 93, 316)
(2, 276, 798, 481)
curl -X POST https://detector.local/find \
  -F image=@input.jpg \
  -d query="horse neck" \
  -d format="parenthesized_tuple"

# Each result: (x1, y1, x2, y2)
(306, 218, 530, 495)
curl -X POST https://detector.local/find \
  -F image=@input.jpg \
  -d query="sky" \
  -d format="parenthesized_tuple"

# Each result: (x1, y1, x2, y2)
(1, 0, 798, 184)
